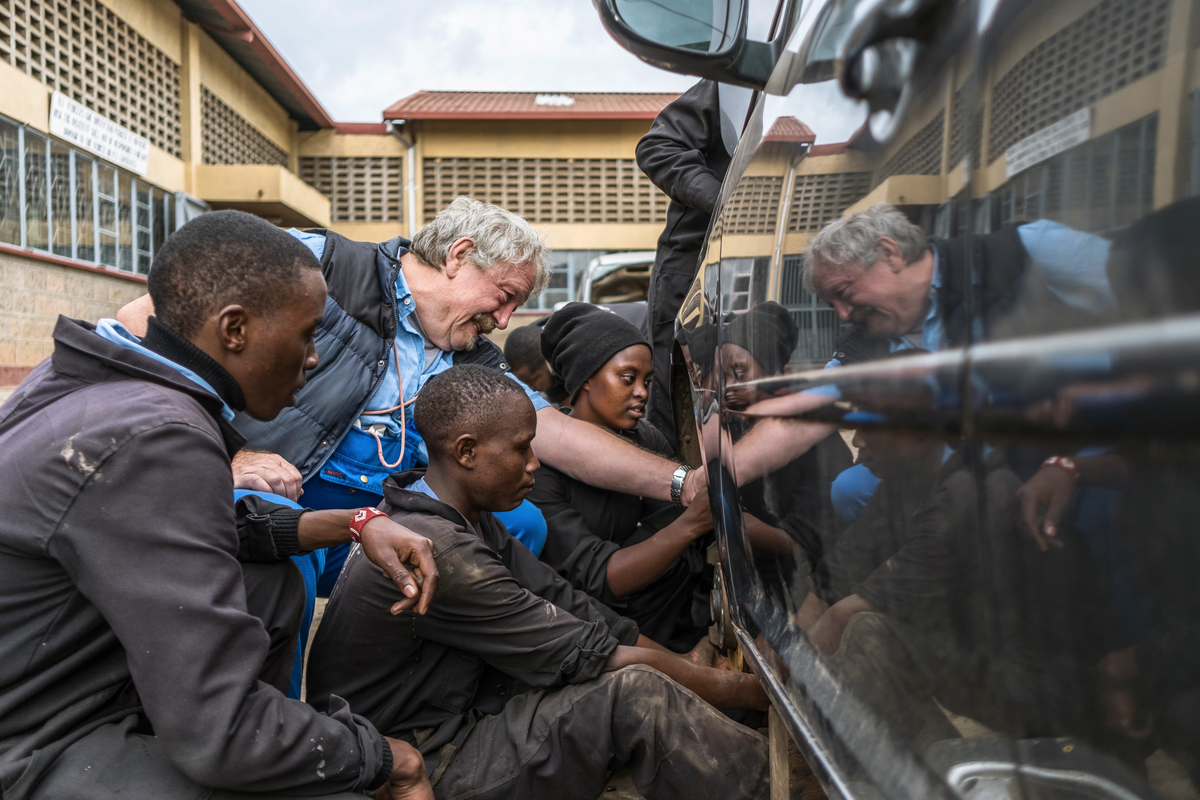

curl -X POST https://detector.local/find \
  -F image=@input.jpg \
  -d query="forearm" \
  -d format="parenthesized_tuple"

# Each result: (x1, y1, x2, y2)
(795, 592, 830, 632)
(535, 407, 677, 501)
(296, 508, 357, 551)
(731, 417, 834, 485)
(604, 645, 768, 710)
(606, 521, 700, 597)
(808, 594, 873, 655)
(743, 513, 796, 554)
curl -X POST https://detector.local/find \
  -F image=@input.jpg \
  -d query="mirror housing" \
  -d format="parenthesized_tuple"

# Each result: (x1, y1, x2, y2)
(592, 0, 779, 90)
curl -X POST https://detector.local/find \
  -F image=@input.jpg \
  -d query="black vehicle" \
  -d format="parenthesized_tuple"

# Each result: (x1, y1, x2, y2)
(595, 1, 1200, 798)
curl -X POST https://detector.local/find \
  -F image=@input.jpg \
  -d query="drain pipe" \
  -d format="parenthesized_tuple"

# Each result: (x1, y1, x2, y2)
(386, 119, 417, 235)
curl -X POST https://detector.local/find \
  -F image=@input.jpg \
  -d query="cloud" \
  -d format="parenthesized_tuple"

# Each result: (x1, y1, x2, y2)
(240, 0, 697, 121)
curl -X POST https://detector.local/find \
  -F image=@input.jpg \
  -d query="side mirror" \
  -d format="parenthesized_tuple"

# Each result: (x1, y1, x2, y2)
(592, 0, 779, 90)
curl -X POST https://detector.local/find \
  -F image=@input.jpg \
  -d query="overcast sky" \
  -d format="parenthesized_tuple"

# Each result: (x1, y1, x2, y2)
(238, 0, 699, 122)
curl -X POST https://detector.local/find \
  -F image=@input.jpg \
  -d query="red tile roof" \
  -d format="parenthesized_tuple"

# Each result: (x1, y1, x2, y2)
(175, 0, 334, 129)
(763, 116, 816, 144)
(382, 91, 679, 121)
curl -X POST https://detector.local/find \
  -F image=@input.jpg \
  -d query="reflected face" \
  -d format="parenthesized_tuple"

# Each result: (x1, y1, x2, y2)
(722, 343, 769, 409)
(513, 361, 553, 394)
(574, 344, 653, 431)
(239, 269, 325, 421)
(813, 249, 932, 338)
(468, 395, 540, 512)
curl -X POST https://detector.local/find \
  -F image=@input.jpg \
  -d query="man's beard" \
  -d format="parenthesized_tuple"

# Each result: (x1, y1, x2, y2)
(462, 312, 498, 350)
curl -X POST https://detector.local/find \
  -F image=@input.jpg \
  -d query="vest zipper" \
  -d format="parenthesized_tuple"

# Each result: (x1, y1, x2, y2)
(306, 250, 404, 484)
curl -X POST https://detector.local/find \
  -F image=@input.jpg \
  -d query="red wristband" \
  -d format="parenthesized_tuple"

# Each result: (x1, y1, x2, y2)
(1043, 456, 1079, 479)
(349, 507, 388, 543)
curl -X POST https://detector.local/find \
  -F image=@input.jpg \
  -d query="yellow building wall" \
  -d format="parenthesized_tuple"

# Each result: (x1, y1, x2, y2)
(97, 0, 183, 63)
(298, 130, 408, 157)
(0, 250, 146, 370)
(197, 33, 294, 154)
(416, 119, 652, 159)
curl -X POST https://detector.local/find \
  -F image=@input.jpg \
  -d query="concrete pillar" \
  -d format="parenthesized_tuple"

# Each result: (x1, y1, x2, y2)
(179, 20, 203, 194)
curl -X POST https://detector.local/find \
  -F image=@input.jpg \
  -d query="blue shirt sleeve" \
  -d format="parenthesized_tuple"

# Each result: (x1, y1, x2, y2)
(1017, 220, 1117, 314)
(287, 228, 327, 260)
(509, 373, 552, 412)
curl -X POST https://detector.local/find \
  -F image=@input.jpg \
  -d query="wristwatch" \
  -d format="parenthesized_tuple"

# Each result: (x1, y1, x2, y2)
(670, 464, 692, 508)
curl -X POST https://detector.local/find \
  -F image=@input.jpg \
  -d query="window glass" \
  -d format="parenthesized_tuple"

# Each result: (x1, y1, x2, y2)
(23, 131, 48, 252)
(0, 118, 18, 246)
(117, 172, 133, 272)
(152, 187, 166, 263)
(50, 142, 71, 258)
(135, 183, 152, 275)
(75, 155, 95, 263)
(97, 164, 118, 268)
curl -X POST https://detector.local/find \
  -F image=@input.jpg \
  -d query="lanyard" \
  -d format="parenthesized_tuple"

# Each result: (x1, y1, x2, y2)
(361, 341, 420, 470)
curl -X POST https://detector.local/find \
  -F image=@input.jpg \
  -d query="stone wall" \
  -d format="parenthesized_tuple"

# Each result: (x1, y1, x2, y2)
(0, 250, 146, 384)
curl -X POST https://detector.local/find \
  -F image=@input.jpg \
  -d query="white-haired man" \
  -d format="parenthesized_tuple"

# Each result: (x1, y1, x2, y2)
(803, 201, 1118, 529)
(119, 197, 707, 592)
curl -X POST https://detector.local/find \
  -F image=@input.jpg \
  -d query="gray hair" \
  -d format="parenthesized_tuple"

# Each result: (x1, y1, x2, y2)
(801, 202, 928, 292)
(409, 196, 551, 297)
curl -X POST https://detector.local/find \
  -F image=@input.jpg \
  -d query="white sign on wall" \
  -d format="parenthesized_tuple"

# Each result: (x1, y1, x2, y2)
(49, 92, 150, 176)
(1005, 107, 1091, 178)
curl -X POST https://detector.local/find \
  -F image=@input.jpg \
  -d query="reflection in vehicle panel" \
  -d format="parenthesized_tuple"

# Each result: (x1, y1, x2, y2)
(596, 0, 1200, 798)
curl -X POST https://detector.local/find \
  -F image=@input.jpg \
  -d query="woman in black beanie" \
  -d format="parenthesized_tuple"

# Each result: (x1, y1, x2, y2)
(718, 302, 853, 598)
(532, 303, 712, 651)
(721, 301, 800, 409)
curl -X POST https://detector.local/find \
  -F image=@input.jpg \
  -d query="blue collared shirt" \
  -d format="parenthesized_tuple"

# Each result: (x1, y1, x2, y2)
(93, 318, 236, 421)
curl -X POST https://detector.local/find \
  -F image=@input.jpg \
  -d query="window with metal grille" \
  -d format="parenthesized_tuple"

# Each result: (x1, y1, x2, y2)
(779, 253, 847, 365)
(201, 86, 287, 167)
(993, 113, 1156, 232)
(0, 0, 181, 157)
(299, 156, 403, 222)
(875, 110, 945, 187)
(989, 0, 1169, 164)
(787, 172, 872, 232)
(0, 112, 176, 273)
(421, 158, 667, 224)
(712, 175, 783, 236)
(949, 84, 982, 169)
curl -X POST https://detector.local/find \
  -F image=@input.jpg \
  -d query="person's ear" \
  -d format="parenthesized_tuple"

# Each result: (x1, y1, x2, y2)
(452, 433, 478, 469)
(876, 237, 905, 272)
(444, 237, 476, 280)
(214, 305, 250, 354)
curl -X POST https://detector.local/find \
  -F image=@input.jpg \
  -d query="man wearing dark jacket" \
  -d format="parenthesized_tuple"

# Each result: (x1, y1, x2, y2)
(307, 365, 771, 800)
(636, 79, 732, 438)
(0, 211, 435, 799)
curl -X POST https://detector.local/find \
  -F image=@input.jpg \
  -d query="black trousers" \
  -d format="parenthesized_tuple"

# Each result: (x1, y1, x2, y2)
(644, 261, 698, 441)
(433, 664, 769, 800)
(26, 562, 364, 800)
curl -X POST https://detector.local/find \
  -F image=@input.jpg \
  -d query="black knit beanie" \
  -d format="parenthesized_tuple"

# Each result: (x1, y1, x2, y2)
(540, 302, 650, 399)
(724, 301, 799, 375)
